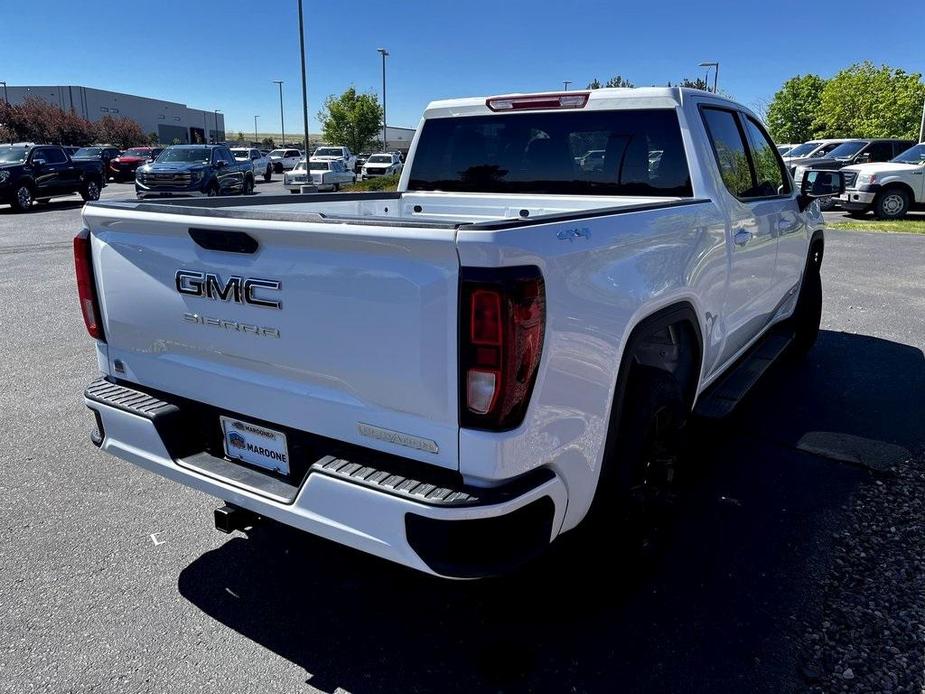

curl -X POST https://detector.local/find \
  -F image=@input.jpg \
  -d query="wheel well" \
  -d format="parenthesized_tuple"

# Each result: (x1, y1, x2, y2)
(878, 181, 915, 202)
(586, 302, 703, 520)
(613, 303, 703, 429)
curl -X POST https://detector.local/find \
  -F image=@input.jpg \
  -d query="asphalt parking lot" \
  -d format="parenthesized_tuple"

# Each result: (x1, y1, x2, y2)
(1, 182, 923, 693)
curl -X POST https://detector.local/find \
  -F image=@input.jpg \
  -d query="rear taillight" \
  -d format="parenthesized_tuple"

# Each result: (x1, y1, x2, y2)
(460, 267, 545, 430)
(73, 228, 105, 341)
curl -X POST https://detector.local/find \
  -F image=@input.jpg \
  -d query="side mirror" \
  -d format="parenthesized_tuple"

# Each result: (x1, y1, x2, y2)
(32, 157, 47, 168)
(799, 169, 845, 211)
(856, 154, 871, 163)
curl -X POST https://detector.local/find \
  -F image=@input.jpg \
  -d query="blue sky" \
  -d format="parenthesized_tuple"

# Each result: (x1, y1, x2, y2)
(4, 0, 924, 134)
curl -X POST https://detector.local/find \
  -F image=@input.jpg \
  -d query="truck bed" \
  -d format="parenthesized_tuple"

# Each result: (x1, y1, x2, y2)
(88, 191, 697, 229)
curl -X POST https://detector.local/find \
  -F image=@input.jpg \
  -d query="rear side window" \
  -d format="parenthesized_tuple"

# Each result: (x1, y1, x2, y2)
(407, 109, 692, 196)
(701, 108, 753, 197)
(865, 142, 893, 162)
(742, 116, 789, 196)
(43, 148, 67, 164)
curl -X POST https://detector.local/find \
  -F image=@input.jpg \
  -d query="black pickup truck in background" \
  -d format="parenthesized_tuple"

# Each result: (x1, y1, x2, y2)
(0, 144, 106, 212)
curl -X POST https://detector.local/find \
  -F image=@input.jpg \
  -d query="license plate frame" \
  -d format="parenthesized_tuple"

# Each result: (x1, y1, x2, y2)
(220, 415, 291, 475)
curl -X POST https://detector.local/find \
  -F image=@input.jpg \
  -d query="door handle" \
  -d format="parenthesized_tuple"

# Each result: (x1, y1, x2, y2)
(733, 229, 752, 247)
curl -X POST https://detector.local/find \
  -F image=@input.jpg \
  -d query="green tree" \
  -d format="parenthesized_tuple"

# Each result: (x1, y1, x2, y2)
(765, 74, 827, 143)
(587, 75, 634, 89)
(672, 77, 710, 90)
(261, 137, 276, 149)
(146, 132, 160, 145)
(317, 87, 383, 154)
(235, 131, 245, 141)
(814, 62, 925, 139)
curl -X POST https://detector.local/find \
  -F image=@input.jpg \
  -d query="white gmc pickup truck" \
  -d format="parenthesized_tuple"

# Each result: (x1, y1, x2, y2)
(76, 88, 843, 578)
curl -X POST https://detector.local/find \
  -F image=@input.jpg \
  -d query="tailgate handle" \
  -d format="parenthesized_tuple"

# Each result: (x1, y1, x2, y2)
(189, 228, 258, 254)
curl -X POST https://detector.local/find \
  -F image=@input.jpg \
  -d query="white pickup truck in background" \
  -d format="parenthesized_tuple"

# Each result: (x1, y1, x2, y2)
(76, 88, 843, 578)
(230, 147, 273, 183)
(839, 142, 925, 219)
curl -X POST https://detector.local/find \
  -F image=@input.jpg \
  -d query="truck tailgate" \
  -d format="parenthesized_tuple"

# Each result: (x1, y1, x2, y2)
(83, 207, 460, 469)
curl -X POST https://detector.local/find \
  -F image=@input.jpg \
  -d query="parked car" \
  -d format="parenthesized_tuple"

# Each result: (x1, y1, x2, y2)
(267, 148, 302, 173)
(63, 146, 81, 157)
(0, 143, 105, 212)
(231, 147, 273, 182)
(109, 147, 163, 183)
(792, 139, 915, 209)
(134, 144, 255, 199)
(838, 143, 925, 219)
(360, 152, 403, 178)
(72, 145, 122, 181)
(776, 144, 798, 156)
(312, 145, 357, 172)
(285, 158, 356, 192)
(782, 139, 849, 175)
(78, 87, 843, 578)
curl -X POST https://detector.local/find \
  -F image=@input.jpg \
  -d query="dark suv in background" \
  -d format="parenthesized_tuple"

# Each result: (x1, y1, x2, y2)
(72, 145, 121, 181)
(134, 144, 254, 199)
(792, 138, 915, 209)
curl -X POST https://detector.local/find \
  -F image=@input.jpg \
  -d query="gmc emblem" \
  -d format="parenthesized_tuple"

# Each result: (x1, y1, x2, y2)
(175, 270, 282, 309)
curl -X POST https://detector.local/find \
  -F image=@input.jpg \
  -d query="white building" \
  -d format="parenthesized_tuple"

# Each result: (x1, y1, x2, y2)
(3, 85, 225, 144)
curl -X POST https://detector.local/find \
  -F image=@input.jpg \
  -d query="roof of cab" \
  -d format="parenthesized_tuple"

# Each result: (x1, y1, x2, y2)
(422, 87, 744, 120)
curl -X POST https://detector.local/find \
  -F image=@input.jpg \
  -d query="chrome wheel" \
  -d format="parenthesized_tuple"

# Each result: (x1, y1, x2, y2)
(86, 181, 100, 200)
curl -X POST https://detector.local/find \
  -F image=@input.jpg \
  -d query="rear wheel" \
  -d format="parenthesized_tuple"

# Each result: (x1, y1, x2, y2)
(80, 179, 101, 202)
(789, 245, 823, 357)
(242, 176, 254, 195)
(874, 188, 909, 220)
(593, 365, 687, 547)
(263, 166, 272, 182)
(11, 184, 34, 212)
(206, 182, 220, 197)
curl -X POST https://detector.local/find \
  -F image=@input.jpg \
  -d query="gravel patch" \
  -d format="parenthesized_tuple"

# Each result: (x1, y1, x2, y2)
(799, 455, 925, 693)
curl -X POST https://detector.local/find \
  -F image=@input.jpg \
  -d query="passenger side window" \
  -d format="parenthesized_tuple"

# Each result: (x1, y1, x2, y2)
(44, 148, 67, 164)
(864, 142, 892, 162)
(702, 108, 753, 198)
(742, 116, 789, 196)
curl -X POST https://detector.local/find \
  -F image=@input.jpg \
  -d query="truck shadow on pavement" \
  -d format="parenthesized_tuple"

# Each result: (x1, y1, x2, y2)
(178, 330, 924, 694)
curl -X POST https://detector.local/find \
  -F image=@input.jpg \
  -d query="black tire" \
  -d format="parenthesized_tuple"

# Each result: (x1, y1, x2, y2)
(873, 188, 909, 220)
(594, 365, 687, 543)
(206, 182, 220, 197)
(333, 183, 340, 192)
(273, 162, 283, 173)
(11, 183, 34, 212)
(789, 246, 823, 357)
(263, 166, 272, 182)
(242, 176, 254, 195)
(80, 178, 101, 202)
(846, 211, 867, 218)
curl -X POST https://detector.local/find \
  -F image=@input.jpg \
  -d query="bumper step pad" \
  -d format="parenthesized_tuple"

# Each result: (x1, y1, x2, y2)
(310, 456, 480, 506)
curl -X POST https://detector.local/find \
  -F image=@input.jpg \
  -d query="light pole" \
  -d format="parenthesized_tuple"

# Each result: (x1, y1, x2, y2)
(919, 97, 925, 143)
(698, 62, 719, 93)
(563, 80, 572, 91)
(273, 80, 285, 148)
(214, 110, 222, 143)
(298, 0, 310, 154)
(254, 115, 259, 145)
(377, 48, 389, 151)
